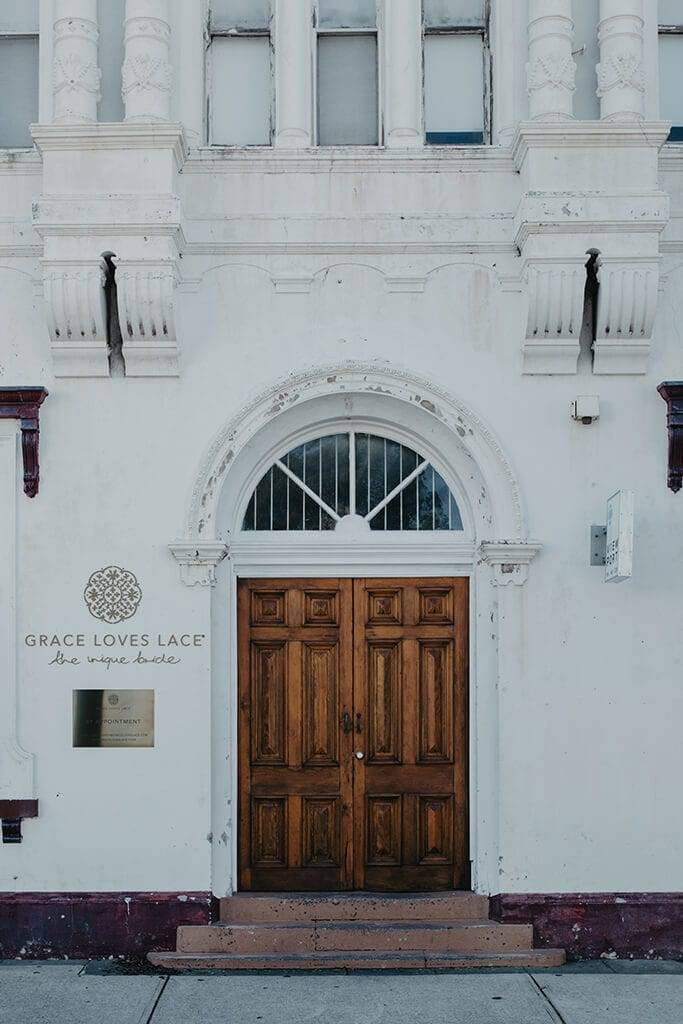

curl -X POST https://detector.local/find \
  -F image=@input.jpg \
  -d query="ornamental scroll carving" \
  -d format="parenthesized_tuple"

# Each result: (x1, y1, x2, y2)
(597, 53, 644, 96)
(121, 54, 172, 97)
(527, 54, 576, 93)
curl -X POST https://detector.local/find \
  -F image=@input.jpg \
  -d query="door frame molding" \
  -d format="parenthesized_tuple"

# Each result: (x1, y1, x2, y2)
(172, 363, 541, 899)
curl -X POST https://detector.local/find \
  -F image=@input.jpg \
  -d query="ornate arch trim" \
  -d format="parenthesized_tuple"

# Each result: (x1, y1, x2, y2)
(181, 362, 526, 544)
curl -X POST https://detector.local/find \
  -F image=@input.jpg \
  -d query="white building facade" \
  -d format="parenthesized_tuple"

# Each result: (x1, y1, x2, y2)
(0, 0, 681, 960)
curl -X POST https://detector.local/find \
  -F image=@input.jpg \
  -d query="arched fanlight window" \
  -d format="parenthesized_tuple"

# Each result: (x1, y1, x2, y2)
(242, 433, 464, 532)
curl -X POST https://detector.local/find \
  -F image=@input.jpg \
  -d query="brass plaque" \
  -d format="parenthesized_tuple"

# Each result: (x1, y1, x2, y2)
(72, 689, 154, 748)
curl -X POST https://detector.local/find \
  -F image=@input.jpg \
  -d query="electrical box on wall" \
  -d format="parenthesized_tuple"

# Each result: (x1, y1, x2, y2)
(571, 396, 600, 424)
(605, 490, 634, 583)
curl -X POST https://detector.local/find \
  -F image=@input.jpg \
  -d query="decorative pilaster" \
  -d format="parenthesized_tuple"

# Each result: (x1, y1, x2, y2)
(597, 0, 645, 122)
(384, 0, 422, 149)
(593, 255, 658, 374)
(657, 382, 683, 493)
(115, 257, 179, 376)
(522, 256, 587, 374)
(53, 0, 101, 124)
(526, 0, 576, 121)
(274, 0, 312, 147)
(122, 0, 172, 122)
(42, 258, 110, 378)
(169, 541, 229, 587)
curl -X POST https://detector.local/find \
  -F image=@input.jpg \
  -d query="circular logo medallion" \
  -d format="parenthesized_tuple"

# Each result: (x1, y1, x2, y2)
(84, 566, 142, 624)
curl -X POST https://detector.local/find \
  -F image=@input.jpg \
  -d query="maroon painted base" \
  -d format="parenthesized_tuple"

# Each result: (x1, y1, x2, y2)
(490, 893, 683, 961)
(0, 892, 211, 959)
(0, 891, 680, 961)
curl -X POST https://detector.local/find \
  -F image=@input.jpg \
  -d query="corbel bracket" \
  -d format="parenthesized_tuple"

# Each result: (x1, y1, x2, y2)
(0, 388, 49, 497)
(0, 800, 38, 844)
(657, 382, 683, 493)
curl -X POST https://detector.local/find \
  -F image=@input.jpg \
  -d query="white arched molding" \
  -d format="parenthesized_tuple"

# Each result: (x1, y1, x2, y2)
(170, 363, 540, 896)
(176, 362, 527, 550)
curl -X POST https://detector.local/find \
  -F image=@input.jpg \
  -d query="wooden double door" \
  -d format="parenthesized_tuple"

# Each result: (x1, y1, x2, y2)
(238, 577, 468, 892)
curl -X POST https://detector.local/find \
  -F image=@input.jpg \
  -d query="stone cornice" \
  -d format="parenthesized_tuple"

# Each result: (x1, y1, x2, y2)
(479, 541, 542, 586)
(183, 146, 516, 175)
(31, 122, 188, 169)
(512, 120, 671, 168)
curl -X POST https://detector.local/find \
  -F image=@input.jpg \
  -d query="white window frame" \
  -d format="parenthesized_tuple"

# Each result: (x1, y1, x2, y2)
(422, 0, 491, 146)
(206, 0, 275, 146)
(0, 19, 39, 149)
(659, 18, 683, 140)
(314, 0, 382, 147)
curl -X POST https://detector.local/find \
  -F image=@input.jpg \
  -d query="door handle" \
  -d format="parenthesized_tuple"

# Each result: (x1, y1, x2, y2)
(341, 711, 353, 734)
(355, 750, 364, 759)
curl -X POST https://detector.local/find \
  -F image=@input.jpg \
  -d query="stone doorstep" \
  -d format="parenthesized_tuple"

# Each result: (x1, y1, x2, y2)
(219, 892, 490, 923)
(147, 948, 567, 971)
(175, 921, 535, 955)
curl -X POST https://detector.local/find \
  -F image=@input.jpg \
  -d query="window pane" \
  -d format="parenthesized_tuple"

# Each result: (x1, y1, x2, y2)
(660, 1, 682, 24)
(211, 0, 270, 29)
(98, 0, 125, 122)
(424, 33, 484, 138)
(211, 36, 271, 144)
(572, 0, 600, 120)
(424, 0, 485, 27)
(660, 35, 683, 125)
(0, 38, 38, 146)
(0, 0, 38, 33)
(318, 35, 378, 144)
(318, 0, 376, 29)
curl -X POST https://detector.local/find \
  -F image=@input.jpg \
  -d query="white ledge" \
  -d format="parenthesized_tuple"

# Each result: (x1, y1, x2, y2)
(512, 120, 671, 167)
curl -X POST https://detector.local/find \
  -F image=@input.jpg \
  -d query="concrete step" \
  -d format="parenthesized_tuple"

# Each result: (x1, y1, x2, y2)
(176, 920, 534, 955)
(149, 948, 567, 971)
(219, 892, 490, 924)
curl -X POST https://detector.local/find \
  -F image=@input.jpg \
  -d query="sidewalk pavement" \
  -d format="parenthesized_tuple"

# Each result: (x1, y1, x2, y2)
(1, 959, 681, 1023)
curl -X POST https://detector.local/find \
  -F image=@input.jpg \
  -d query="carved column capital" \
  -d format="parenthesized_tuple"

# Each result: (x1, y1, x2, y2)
(479, 541, 542, 587)
(526, 0, 576, 121)
(123, 0, 172, 122)
(114, 257, 180, 377)
(593, 255, 658, 374)
(41, 258, 109, 378)
(169, 541, 230, 587)
(53, 0, 101, 124)
(522, 255, 587, 374)
(597, 0, 645, 122)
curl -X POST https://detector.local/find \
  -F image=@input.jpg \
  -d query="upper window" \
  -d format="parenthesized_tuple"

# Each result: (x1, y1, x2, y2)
(659, 1, 683, 140)
(423, 0, 489, 144)
(0, 0, 39, 148)
(243, 432, 464, 532)
(208, 0, 273, 145)
(316, 0, 379, 145)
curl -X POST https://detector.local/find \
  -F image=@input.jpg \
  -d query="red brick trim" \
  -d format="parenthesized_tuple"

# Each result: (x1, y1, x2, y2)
(0, 892, 211, 958)
(490, 892, 683, 961)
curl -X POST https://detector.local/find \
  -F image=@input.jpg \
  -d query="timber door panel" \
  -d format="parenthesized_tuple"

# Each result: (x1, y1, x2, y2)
(353, 579, 469, 891)
(238, 579, 354, 890)
(238, 577, 468, 891)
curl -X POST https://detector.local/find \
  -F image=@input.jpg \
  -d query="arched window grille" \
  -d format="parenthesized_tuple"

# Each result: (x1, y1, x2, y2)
(242, 432, 464, 532)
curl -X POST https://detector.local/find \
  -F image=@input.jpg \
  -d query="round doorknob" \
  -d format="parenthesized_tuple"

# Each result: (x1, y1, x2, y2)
(355, 750, 364, 759)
